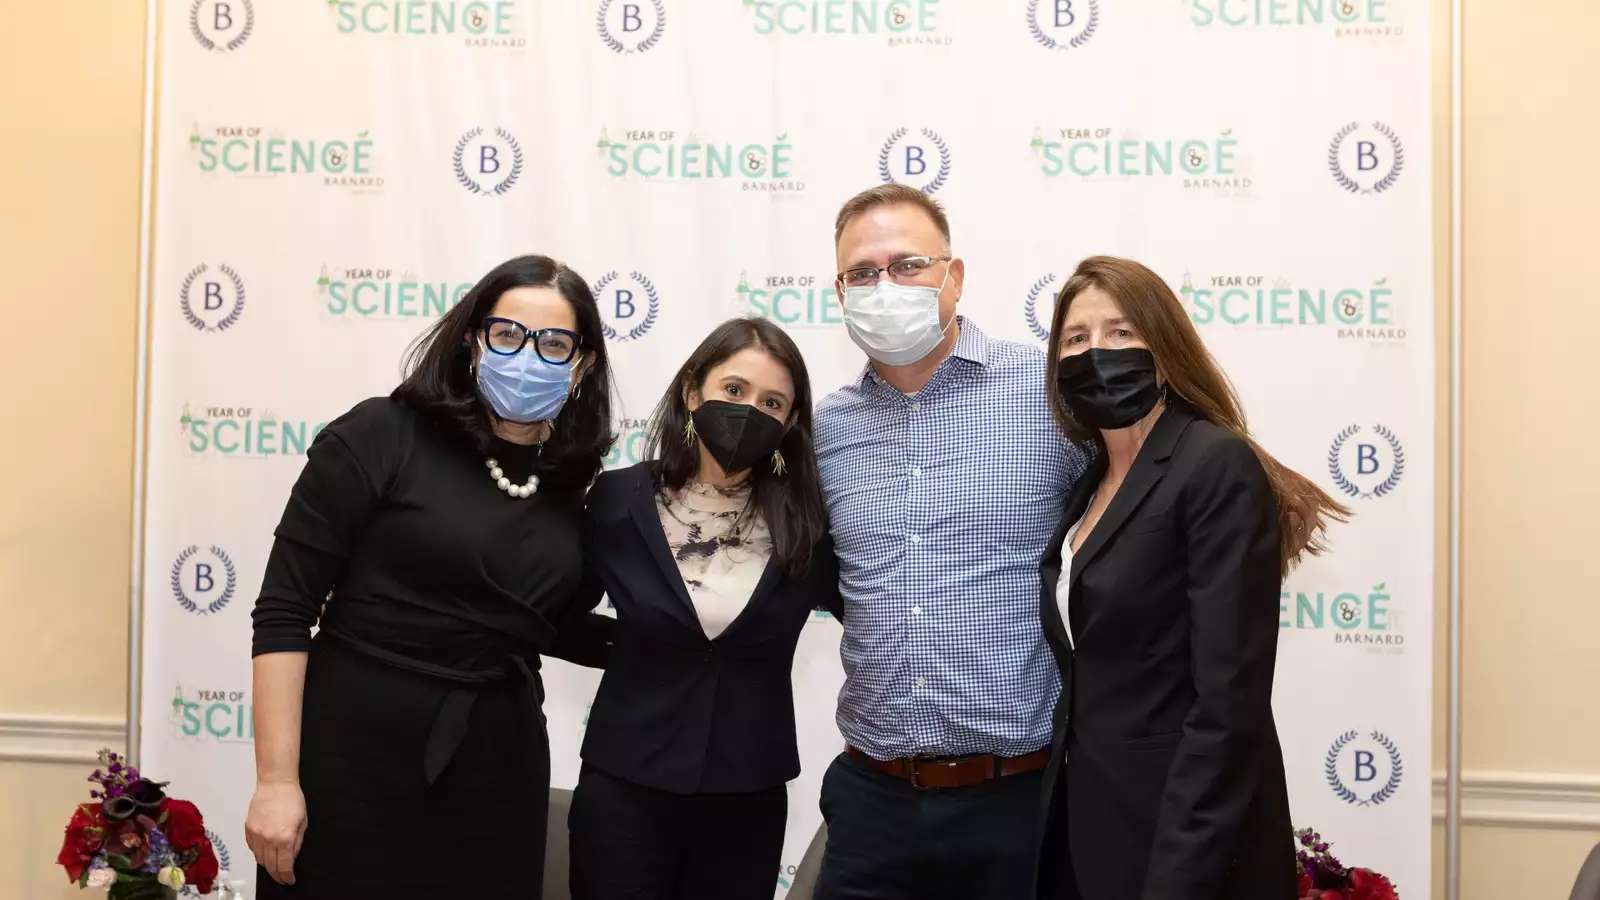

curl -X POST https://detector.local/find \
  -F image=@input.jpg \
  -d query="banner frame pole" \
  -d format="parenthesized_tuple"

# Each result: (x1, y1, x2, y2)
(1446, 0, 1465, 895)
(127, 0, 162, 768)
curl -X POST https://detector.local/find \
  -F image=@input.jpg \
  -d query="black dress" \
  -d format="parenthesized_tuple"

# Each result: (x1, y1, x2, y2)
(251, 396, 600, 899)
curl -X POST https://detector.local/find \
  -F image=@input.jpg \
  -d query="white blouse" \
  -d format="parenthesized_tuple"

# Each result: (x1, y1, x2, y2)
(1053, 514, 1088, 649)
(656, 480, 773, 639)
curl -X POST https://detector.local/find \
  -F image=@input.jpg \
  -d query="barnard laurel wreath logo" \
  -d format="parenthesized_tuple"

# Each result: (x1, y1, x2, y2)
(1328, 121, 1404, 194)
(1023, 273, 1061, 341)
(179, 264, 246, 333)
(879, 128, 951, 194)
(453, 127, 525, 196)
(1325, 730, 1403, 807)
(170, 545, 237, 616)
(190, 0, 254, 52)
(1027, 0, 1098, 50)
(1328, 424, 1405, 500)
(592, 270, 661, 341)
(596, 0, 667, 53)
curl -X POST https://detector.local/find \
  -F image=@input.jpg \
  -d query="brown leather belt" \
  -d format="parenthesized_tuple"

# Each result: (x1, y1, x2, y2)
(846, 745, 1050, 790)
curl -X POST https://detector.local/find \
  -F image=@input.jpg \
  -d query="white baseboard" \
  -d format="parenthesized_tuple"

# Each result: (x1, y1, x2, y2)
(0, 715, 128, 765)
(1434, 771, 1600, 830)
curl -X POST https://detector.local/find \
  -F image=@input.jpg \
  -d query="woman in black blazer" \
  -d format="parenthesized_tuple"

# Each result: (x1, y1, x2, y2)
(566, 317, 840, 900)
(1034, 257, 1350, 900)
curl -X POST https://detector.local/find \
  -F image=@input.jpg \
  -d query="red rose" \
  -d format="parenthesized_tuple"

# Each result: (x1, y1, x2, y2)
(161, 798, 207, 849)
(57, 804, 107, 883)
(1349, 868, 1399, 900)
(184, 838, 220, 895)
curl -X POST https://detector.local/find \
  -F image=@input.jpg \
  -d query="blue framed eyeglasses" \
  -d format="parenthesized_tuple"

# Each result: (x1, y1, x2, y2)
(480, 317, 581, 365)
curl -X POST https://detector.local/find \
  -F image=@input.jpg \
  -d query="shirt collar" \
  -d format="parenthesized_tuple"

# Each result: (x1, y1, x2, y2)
(856, 316, 990, 389)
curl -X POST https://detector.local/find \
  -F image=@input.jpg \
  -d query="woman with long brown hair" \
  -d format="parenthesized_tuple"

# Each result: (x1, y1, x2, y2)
(1034, 256, 1348, 900)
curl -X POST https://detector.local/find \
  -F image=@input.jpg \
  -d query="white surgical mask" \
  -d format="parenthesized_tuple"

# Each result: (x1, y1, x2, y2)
(841, 267, 953, 367)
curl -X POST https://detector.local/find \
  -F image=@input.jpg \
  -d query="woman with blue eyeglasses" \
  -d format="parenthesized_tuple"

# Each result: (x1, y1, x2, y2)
(245, 255, 614, 899)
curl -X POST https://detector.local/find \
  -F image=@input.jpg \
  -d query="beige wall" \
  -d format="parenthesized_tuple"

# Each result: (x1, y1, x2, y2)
(1460, 0, 1600, 772)
(1443, 0, 1600, 895)
(1, 1, 1596, 898)
(0, 0, 146, 896)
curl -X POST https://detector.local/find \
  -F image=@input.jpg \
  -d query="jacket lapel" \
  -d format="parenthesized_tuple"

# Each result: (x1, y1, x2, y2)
(715, 557, 783, 643)
(1069, 401, 1198, 592)
(627, 468, 703, 630)
(1041, 449, 1105, 650)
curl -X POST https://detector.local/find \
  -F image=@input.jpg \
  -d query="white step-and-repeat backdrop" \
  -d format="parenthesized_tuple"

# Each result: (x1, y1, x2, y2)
(140, 1, 1432, 896)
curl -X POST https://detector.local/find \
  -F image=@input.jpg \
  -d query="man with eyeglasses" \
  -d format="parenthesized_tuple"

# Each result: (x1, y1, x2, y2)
(811, 184, 1088, 898)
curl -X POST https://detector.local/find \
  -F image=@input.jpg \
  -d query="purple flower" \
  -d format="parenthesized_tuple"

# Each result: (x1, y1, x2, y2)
(142, 827, 173, 874)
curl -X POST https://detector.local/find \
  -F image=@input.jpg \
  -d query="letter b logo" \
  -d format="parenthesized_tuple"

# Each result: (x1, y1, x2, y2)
(904, 145, 927, 177)
(193, 563, 216, 594)
(1357, 140, 1380, 172)
(1357, 442, 1380, 475)
(622, 3, 643, 32)
(203, 281, 225, 311)
(613, 289, 637, 320)
(1354, 750, 1378, 783)
(213, 2, 234, 30)
(1054, 0, 1075, 27)
(479, 145, 501, 175)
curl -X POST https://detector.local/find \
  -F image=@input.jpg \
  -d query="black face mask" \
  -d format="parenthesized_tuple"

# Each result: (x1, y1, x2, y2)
(692, 400, 786, 474)
(1055, 348, 1162, 430)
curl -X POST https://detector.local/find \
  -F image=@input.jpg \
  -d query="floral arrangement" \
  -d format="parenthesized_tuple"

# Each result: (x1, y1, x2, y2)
(1296, 827, 1400, 900)
(57, 750, 219, 899)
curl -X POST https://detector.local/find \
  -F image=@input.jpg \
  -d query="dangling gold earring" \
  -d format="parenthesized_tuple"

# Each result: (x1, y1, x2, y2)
(770, 449, 787, 476)
(683, 417, 698, 446)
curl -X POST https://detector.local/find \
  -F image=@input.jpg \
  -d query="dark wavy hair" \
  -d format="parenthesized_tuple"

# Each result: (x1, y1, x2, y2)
(647, 318, 825, 577)
(392, 254, 613, 492)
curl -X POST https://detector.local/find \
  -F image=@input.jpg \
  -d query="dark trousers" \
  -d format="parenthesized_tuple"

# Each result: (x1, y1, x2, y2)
(1037, 791, 1083, 900)
(815, 751, 1045, 900)
(568, 764, 787, 900)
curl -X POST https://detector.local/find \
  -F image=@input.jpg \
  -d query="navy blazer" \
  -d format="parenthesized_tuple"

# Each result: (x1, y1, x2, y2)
(571, 462, 842, 795)
(1035, 400, 1295, 900)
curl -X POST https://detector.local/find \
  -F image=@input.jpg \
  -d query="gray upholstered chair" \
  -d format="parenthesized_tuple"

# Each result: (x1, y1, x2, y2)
(544, 788, 574, 899)
(786, 822, 829, 899)
(1570, 841, 1600, 900)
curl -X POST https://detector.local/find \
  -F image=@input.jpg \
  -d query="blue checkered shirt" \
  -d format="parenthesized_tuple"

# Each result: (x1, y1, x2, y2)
(815, 318, 1088, 760)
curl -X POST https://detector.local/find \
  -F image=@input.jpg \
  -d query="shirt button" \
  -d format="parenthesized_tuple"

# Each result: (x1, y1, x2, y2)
(910, 466, 922, 477)
(908, 533, 922, 545)
(916, 677, 928, 688)
(912, 605, 922, 616)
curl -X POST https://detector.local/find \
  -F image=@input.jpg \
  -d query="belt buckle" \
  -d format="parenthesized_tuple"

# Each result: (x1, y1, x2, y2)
(908, 756, 956, 790)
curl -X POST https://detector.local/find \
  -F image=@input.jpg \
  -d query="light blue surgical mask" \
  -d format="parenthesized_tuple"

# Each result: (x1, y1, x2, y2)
(475, 340, 574, 424)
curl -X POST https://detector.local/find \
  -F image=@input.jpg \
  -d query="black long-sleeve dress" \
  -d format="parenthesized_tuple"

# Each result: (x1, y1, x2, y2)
(251, 396, 601, 899)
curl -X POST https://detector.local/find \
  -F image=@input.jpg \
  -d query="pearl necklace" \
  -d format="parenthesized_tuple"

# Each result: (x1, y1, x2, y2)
(485, 456, 540, 499)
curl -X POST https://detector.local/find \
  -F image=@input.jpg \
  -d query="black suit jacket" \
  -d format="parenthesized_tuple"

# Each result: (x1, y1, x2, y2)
(571, 462, 842, 795)
(1036, 400, 1295, 900)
